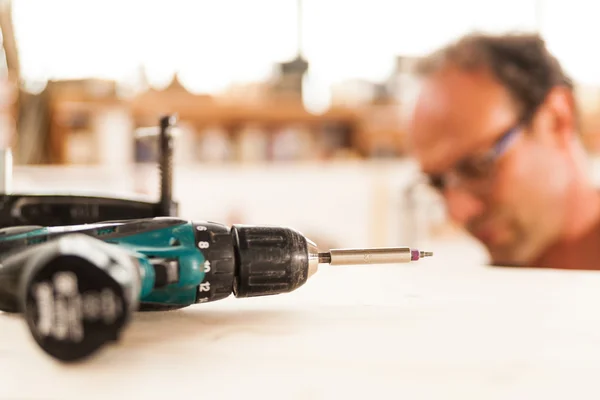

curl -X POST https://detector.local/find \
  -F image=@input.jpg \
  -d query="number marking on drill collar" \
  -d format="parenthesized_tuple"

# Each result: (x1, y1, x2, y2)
(199, 282, 211, 292)
(198, 241, 209, 249)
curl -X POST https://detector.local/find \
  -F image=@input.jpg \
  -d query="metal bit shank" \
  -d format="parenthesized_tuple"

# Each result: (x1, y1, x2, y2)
(320, 247, 421, 266)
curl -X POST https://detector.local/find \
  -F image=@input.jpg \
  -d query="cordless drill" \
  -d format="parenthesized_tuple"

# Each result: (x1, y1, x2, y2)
(0, 217, 432, 362)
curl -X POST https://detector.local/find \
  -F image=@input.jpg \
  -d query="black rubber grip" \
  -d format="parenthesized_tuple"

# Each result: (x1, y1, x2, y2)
(231, 225, 309, 298)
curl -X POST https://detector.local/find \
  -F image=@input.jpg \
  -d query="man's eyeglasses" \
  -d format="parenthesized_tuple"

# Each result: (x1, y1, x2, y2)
(426, 124, 522, 192)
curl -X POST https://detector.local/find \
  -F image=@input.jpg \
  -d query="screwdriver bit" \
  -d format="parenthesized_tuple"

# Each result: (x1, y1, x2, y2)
(318, 247, 433, 265)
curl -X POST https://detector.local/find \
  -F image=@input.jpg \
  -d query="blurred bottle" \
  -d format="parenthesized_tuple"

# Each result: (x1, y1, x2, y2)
(197, 125, 232, 163)
(330, 79, 376, 108)
(317, 122, 352, 160)
(270, 124, 315, 162)
(302, 68, 332, 115)
(236, 123, 269, 163)
(168, 121, 196, 165)
(66, 131, 95, 165)
(0, 58, 16, 152)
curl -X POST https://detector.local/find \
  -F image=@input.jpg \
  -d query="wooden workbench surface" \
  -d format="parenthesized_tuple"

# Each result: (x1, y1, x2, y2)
(2, 243, 600, 399)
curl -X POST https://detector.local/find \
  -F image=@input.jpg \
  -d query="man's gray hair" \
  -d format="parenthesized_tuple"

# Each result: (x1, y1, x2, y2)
(415, 32, 574, 124)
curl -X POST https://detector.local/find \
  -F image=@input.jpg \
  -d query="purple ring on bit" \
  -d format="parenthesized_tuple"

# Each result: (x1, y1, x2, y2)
(411, 249, 420, 261)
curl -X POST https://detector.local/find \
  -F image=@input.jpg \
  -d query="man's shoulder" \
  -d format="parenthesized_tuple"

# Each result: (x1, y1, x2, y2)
(555, 215, 600, 269)
(531, 215, 600, 270)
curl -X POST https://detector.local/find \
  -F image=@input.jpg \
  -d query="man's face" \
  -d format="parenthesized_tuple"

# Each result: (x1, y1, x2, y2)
(408, 65, 573, 265)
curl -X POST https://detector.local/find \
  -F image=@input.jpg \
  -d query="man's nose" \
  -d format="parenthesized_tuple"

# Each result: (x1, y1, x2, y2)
(443, 187, 486, 225)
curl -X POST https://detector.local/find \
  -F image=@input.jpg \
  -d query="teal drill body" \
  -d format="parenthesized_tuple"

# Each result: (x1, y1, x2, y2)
(106, 221, 205, 307)
(0, 217, 218, 310)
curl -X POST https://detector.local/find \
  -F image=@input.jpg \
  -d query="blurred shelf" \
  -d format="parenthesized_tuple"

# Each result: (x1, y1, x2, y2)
(45, 78, 409, 165)
(131, 94, 360, 126)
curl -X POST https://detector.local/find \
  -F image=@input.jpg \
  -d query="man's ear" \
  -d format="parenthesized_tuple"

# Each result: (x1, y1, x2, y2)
(542, 86, 577, 147)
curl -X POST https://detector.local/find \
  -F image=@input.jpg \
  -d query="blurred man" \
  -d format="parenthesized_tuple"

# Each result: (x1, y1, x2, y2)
(408, 32, 600, 269)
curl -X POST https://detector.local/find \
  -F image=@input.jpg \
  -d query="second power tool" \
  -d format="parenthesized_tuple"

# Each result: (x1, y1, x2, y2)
(0, 217, 432, 362)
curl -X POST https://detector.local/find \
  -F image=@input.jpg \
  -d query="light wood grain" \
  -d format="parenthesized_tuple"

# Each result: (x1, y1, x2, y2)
(2, 244, 600, 399)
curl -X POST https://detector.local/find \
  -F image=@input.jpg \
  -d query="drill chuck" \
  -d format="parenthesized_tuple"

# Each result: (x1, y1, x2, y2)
(230, 225, 318, 298)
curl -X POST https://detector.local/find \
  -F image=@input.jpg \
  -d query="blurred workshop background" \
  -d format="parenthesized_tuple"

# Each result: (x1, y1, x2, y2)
(0, 0, 597, 263)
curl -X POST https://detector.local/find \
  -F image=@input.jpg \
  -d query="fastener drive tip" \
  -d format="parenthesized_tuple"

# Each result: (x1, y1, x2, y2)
(411, 249, 433, 260)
